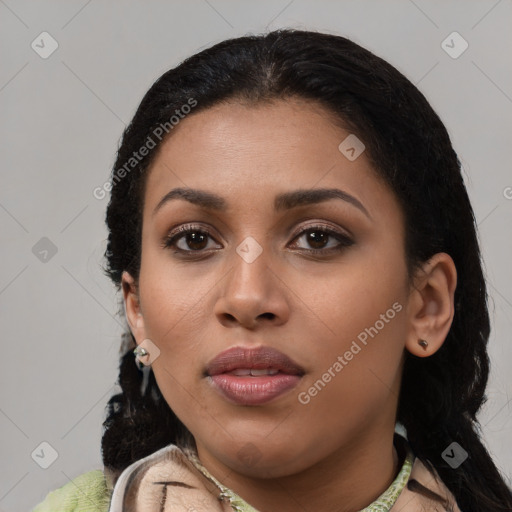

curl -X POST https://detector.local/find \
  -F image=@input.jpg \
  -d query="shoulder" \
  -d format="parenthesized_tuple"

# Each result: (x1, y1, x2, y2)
(391, 457, 462, 512)
(32, 469, 111, 512)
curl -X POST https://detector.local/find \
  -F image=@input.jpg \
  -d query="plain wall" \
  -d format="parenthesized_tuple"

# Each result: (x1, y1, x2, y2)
(0, 1, 510, 510)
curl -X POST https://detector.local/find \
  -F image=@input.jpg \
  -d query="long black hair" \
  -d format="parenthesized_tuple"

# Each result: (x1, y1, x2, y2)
(100, 29, 512, 511)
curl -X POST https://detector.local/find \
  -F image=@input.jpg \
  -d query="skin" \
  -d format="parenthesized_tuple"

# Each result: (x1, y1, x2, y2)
(122, 97, 457, 512)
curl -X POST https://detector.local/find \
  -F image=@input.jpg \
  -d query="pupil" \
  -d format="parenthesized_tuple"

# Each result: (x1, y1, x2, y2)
(187, 232, 207, 250)
(308, 231, 327, 249)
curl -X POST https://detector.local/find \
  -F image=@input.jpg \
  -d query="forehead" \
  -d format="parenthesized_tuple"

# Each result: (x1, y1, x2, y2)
(142, 98, 397, 223)
(147, 97, 352, 183)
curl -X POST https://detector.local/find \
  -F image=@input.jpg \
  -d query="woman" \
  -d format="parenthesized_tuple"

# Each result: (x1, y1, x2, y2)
(33, 28, 512, 512)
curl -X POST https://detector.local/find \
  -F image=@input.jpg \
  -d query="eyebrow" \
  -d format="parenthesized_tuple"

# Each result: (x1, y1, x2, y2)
(152, 187, 370, 219)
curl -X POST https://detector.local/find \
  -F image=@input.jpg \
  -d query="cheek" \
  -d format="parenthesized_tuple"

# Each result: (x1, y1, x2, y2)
(139, 261, 214, 350)
(137, 251, 228, 407)
(303, 256, 406, 348)
(292, 260, 407, 420)
(290, 314, 406, 462)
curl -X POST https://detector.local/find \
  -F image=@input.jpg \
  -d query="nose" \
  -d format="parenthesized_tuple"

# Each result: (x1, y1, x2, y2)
(214, 248, 290, 330)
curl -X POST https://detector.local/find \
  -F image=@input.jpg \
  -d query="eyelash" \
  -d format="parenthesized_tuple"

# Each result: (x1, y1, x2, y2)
(161, 223, 354, 256)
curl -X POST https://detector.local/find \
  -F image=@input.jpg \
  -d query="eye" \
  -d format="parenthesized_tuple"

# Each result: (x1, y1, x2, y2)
(161, 224, 222, 253)
(289, 224, 354, 254)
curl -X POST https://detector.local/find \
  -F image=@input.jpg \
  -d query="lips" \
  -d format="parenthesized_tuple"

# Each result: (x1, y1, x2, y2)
(205, 346, 304, 376)
(205, 346, 304, 405)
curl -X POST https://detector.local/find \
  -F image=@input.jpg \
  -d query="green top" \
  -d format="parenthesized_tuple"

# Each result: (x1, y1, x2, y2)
(32, 469, 111, 512)
(32, 440, 413, 512)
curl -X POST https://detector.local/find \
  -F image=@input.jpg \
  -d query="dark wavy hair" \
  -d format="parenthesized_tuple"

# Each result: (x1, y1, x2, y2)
(100, 29, 512, 511)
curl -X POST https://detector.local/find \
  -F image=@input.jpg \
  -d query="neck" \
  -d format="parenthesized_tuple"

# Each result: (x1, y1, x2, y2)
(195, 426, 400, 512)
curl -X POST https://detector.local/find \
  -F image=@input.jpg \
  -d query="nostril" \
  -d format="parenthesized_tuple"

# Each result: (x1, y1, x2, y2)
(259, 312, 276, 320)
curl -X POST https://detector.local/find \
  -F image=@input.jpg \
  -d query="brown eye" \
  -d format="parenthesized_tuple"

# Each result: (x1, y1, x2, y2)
(289, 225, 354, 254)
(306, 230, 330, 249)
(161, 225, 222, 254)
(183, 232, 208, 250)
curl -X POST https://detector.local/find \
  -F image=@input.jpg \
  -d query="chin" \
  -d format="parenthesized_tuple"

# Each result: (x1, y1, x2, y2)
(217, 443, 312, 479)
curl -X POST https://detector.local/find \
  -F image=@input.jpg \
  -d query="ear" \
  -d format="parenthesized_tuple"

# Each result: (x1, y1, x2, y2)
(121, 270, 147, 343)
(405, 252, 457, 358)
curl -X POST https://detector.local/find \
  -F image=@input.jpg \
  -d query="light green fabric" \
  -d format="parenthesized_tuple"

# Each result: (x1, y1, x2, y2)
(32, 470, 111, 512)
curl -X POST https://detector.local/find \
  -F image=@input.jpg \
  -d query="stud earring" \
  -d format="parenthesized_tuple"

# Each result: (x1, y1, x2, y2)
(418, 339, 428, 350)
(133, 346, 150, 370)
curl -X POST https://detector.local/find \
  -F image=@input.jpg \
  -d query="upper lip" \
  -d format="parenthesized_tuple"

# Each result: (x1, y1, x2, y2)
(205, 346, 305, 376)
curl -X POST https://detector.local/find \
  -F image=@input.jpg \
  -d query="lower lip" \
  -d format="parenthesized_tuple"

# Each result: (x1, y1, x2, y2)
(208, 373, 302, 405)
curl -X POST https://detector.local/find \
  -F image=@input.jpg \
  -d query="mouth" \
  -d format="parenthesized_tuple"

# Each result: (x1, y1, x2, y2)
(204, 345, 305, 406)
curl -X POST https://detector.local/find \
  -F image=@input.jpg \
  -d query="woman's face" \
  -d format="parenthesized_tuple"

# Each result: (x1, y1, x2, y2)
(124, 97, 411, 478)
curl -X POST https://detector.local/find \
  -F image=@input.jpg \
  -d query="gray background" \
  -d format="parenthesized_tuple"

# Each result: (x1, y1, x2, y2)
(1, 1, 511, 510)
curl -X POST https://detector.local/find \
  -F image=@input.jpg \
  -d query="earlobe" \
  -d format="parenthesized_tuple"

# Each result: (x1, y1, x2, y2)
(405, 253, 457, 358)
